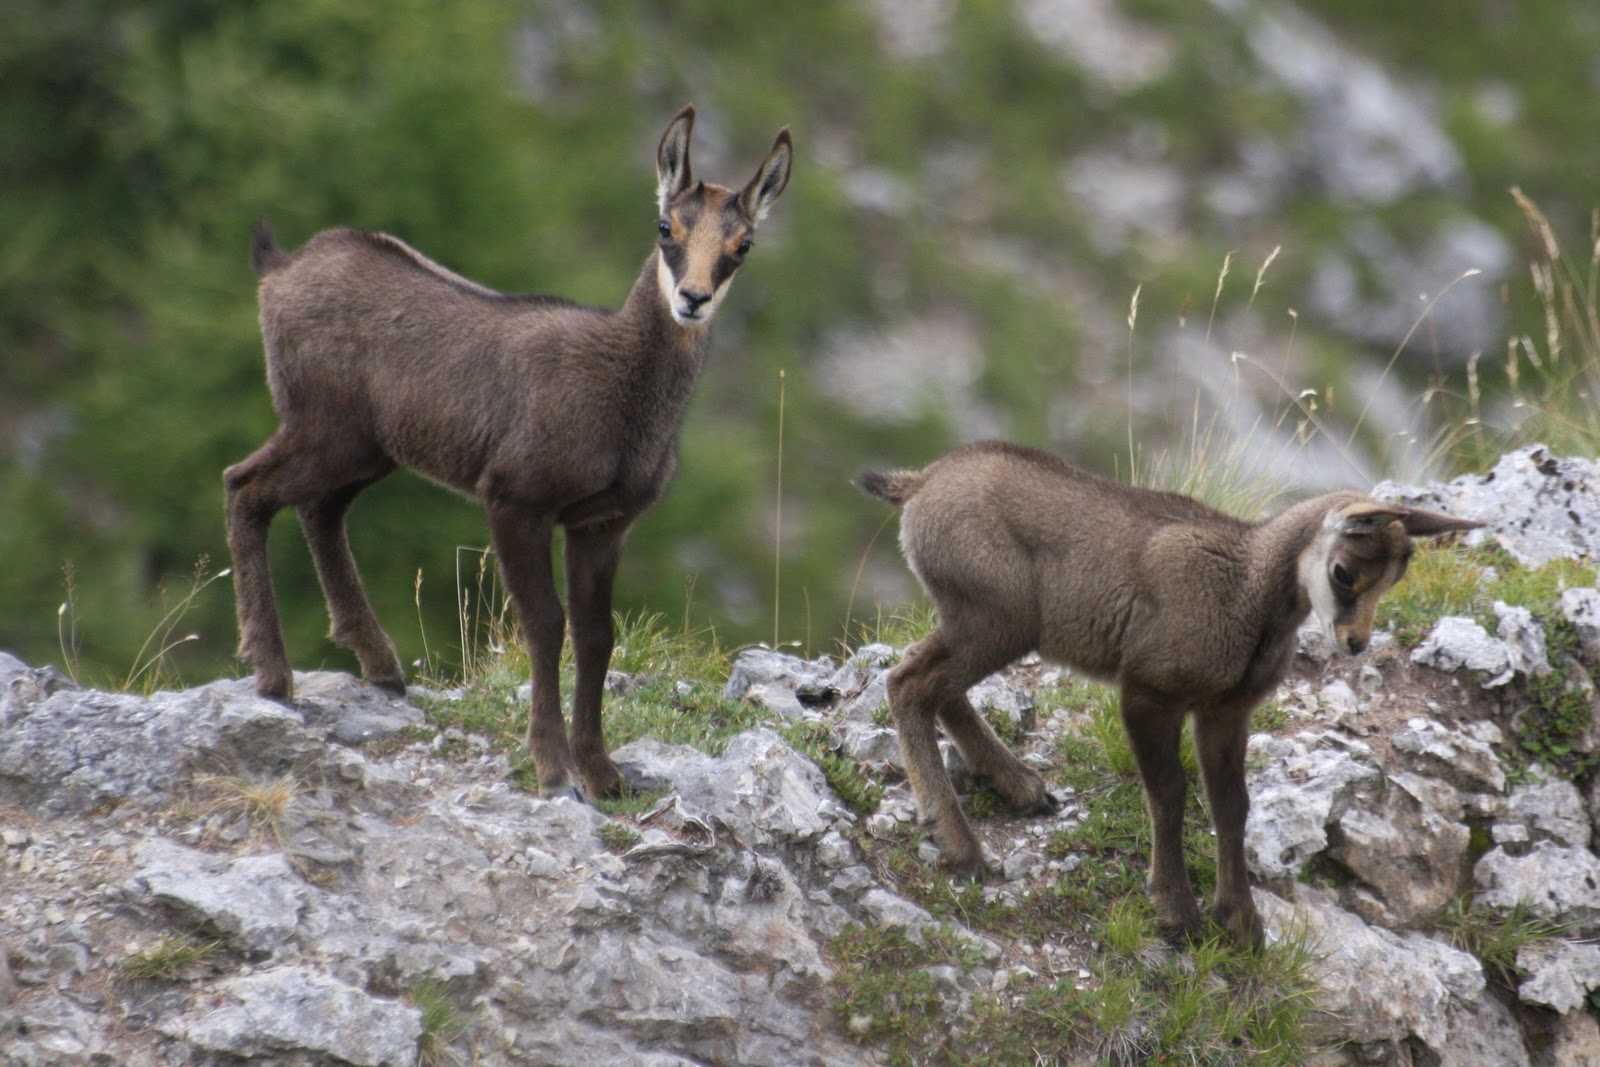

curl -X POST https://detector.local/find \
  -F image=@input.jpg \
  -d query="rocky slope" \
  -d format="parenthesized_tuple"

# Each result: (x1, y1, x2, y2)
(3, 445, 1599, 1066)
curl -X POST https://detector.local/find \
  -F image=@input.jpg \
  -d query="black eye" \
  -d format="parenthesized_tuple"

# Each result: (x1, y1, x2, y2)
(737, 236, 752, 256)
(657, 220, 672, 240)
(1332, 563, 1354, 590)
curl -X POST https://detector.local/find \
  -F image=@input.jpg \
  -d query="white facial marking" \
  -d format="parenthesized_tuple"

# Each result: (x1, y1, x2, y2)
(657, 250, 733, 328)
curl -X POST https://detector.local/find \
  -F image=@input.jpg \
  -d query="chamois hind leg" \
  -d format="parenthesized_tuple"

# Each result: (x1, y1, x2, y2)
(297, 471, 406, 695)
(1121, 684, 1204, 944)
(889, 632, 979, 877)
(564, 524, 626, 799)
(1194, 700, 1263, 949)
(225, 427, 370, 701)
(888, 620, 1026, 879)
(933, 671, 1057, 817)
(486, 501, 579, 799)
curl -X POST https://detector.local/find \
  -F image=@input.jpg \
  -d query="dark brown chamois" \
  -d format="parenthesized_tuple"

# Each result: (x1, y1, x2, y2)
(861, 441, 1480, 946)
(225, 106, 792, 800)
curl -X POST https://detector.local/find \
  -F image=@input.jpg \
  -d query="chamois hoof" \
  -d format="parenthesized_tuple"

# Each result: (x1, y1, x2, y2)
(1156, 914, 1206, 950)
(1210, 899, 1265, 952)
(369, 674, 407, 698)
(254, 667, 294, 703)
(577, 756, 626, 801)
(937, 848, 989, 884)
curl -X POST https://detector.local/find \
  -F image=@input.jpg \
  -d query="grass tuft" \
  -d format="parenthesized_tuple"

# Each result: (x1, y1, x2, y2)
(410, 979, 467, 1067)
(1437, 897, 1569, 985)
(119, 935, 221, 981)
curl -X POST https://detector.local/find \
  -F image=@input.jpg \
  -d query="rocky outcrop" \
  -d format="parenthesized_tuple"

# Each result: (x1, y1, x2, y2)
(4, 451, 1599, 1066)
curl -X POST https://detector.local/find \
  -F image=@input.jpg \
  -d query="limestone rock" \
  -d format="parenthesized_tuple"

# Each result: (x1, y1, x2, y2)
(1517, 940, 1600, 1014)
(613, 729, 846, 847)
(1390, 717, 1506, 792)
(723, 648, 837, 704)
(1475, 842, 1600, 923)
(1245, 731, 1382, 880)
(1256, 886, 1483, 1052)
(164, 966, 421, 1067)
(1564, 587, 1600, 668)
(1377, 445, 1600, 567)
(1503, 770, 1590, 848)
(1410, 617, 1516, 686)
(1330, 777, 1470, 926)
(128, 840, 309, 955)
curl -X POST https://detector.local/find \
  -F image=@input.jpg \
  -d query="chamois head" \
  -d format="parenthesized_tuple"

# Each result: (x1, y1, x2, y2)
(653, 104, 793, 327)
(1301, 499, 1484, 655)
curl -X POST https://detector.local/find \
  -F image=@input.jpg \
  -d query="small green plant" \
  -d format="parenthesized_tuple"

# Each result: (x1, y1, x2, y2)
(1437, 897, 1570, 984)
(410, 979, 466, 1067)
(781, 721, 883, 815)
(598, 820, 642, 853)
(1376, 543, 1486, 646)
(119, 935, 220, 981)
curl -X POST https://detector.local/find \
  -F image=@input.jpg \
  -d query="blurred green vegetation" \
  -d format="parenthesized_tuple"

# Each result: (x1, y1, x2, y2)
(3, 0, 1598, 683)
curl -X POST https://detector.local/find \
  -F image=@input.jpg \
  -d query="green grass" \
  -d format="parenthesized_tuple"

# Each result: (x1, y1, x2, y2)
(118, 935, 221, 981)
(598, 820, 642, 853)
(1376, 543, 1488, 646)
(782, 721, 884, 815)
(409, 979, 466, 1067)
(1436, 897, 1570, 985)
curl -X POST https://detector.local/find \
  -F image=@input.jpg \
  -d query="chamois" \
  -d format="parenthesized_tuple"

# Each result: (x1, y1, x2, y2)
(225, 106, 792, 801)
(860, 441, 1480, 946)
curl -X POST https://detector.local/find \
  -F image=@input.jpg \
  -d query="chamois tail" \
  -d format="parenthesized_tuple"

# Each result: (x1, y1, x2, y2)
(250, 217, 288, 276)
(856, 468, 925, 507)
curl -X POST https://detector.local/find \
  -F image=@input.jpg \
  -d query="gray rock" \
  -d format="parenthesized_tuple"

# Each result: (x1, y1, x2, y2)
(1245, 8, 1460, 204)
(1545, 1010, 1600, 1067)
(613, 729, 843, 847)
(1390, 717, 1506, 792)
(1436, 989, 1531, 1067)
(1245, 732, 1382, 880)
(1330, 778, 1470, 926)
(1376, 446, 1600, 567)
(838, 723, 902, 768)
(1564, 586, 1600, 665)
(1410, 617, 1516, 686)
(1475, 842, 1600, 923)
(1495, 601, 1552, 678)
(1256, 886, 1483, 1052)
(1016, 0, 1176, 92)
(1063, 149, 1185, 255)
(1503, 770, 1590, 848)
(722, 648, 837, 703)
(1517, 940, 1600, 1014)
(165, 966, 421, 1067)
(128, 840, 309, 954)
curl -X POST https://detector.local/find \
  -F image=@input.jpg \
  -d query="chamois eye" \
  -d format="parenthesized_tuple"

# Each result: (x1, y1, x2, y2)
(736, 236, 753, 256)
(1332, 563, 1354, 590)
(657, 219, 672, 240)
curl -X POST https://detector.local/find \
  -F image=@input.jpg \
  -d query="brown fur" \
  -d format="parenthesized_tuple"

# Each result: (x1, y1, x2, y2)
(224, 106, 792, 801)
(861, 440, 1481, 946)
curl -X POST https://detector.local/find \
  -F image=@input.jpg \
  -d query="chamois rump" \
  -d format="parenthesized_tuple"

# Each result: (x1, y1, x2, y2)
(861, 441, 1480, 946)
(225, 106, 792, 801)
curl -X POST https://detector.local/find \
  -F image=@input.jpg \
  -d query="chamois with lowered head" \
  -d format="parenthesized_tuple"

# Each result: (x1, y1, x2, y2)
(226, 106, 792, 800)
(860, 441, 1480, 946)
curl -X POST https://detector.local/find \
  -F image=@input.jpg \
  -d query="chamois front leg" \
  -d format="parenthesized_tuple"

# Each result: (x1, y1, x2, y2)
(1194, 701, 1263, 949)
(1121, 685, 1203, 943)
(487, 502, 579, 799)
(565, 524, 627, 799)
(935, 689, 1057, 816)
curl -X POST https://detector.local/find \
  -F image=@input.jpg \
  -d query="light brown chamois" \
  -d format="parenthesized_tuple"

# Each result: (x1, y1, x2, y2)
(225, 106, 792, 800)
(861, 441, 1480, 946)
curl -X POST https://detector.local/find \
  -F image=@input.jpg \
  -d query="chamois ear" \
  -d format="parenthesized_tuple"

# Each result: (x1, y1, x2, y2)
(1337, 500, 1482, 539)
(1336, 501, 1406, 536)
(739, 127, 792, 224)
(1395, 507, 1485, 539)
(656, 104, 695, 214)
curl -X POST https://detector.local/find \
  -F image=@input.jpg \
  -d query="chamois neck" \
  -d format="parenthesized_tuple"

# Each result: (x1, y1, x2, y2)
(1246, 496, 1342, 633)
(620, 251, 712, 360)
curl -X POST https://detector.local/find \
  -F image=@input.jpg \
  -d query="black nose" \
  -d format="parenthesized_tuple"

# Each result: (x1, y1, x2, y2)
(680, 288, 711, 311)
(1346, 635, 1368, 654)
